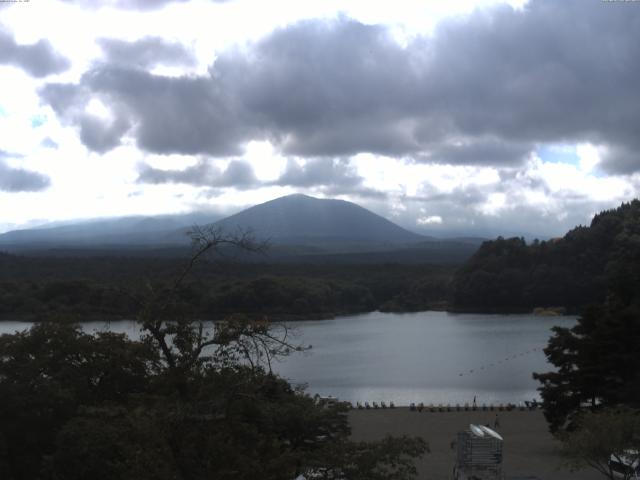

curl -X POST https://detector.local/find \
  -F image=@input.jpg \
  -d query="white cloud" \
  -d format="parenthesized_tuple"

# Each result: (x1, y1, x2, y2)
(244, 140, 287, 182)
(478, 192, 507, 216)
(84, 98, 113, 120)
(576, 143, 601, 173)
(417, 215, 443, 225)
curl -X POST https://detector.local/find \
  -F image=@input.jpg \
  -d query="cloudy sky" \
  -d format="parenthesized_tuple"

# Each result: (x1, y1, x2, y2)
(1, 0, 639, 237)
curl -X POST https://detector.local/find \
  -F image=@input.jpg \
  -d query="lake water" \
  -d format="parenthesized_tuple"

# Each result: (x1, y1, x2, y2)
(0, 311, 574, 406)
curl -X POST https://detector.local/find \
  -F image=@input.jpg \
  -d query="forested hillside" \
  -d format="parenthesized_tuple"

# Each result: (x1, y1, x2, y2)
(0, 254, 453, 321)
(452, 200, 640, 313)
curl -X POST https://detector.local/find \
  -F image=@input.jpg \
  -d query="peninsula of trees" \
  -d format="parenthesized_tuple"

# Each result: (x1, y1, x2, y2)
(452, 200, 640, 313)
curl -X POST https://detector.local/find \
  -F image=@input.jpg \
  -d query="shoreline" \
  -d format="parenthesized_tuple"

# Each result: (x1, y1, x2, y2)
(0, 307, 578, 324)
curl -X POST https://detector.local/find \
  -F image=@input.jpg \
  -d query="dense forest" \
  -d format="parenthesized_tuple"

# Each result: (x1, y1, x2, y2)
(0, 253, 453, 321)
(452, 200, 640, 313)
(4, 200, 640, 320)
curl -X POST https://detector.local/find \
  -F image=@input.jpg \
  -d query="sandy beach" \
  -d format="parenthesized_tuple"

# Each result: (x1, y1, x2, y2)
(349, 408, 602, 480)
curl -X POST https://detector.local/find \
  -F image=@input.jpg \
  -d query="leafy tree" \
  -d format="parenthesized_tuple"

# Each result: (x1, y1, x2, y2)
(0, 227, 428, 480)
(560, 407, 640, 480)
(0, 323, 156, 479)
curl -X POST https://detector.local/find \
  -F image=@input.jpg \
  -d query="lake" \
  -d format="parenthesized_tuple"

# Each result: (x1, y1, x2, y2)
(0, 311, 573, 406)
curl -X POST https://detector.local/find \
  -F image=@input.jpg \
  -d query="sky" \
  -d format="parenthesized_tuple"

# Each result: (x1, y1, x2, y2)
(0, 0, 639, 238)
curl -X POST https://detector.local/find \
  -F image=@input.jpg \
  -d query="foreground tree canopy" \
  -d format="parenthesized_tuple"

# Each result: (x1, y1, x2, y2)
(0, 229, 427, 480)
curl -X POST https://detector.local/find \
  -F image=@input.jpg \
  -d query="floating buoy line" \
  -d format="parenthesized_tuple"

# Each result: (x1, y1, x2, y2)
(457, 347, 542, 377)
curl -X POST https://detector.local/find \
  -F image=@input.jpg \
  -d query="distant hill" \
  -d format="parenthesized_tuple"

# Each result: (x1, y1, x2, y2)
(0, 212, 219, 249)
(452, 200, 640, 313)
(205, 194, 426, 249)
(0, 194, 482, 264)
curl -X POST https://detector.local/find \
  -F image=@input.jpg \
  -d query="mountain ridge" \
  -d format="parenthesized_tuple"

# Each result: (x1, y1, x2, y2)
(0, 194, 482, 263)
(204, 194, 427, 247)
(0, 212, 220, 247)
(0, 194, 427, 250)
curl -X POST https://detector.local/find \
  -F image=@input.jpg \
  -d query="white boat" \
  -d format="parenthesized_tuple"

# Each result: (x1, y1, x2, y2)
(479, 425, 503, 441)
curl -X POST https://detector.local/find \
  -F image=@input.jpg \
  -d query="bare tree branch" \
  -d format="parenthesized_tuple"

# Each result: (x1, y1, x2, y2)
(132, 225, 308, 396)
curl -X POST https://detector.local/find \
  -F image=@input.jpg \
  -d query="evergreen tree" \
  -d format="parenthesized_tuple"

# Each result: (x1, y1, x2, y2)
(533, 303, 640, 433)
(533, 202, 640, 434)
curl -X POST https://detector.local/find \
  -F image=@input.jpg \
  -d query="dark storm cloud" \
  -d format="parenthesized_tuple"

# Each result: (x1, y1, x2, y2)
(0, 164, 50, 192)
(137, 159, 257, 188)
(268, 157, 391, 200)
(211, 0, 640, 166)
(0, 27, 69, 77)
(97, 37, 196, 69)
(416, 138, 532, 166)
(40, 83, 86, 116)
(40, 81, 133, 153)
(79, 114, 132, 153)
(213, 19, 424, 157)
(323, 185, 389, 201)
(598, 146, 640, 175)
(423, 0, 640, 172)
(41, 1, 640, 173)
(39, 20, 422, 156)
(270, 157, 388, 199)
(41, 67, 250, 155)
(0, 160, 50, 192)
(274, 158, 362, 188)
(137, 154, 378, 199)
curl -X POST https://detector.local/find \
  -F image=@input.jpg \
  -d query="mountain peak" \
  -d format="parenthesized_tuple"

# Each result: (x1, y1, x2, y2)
(267, 193, 331, 203)
(0, 194, 425, 252)
(212, 194, 423, 246)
